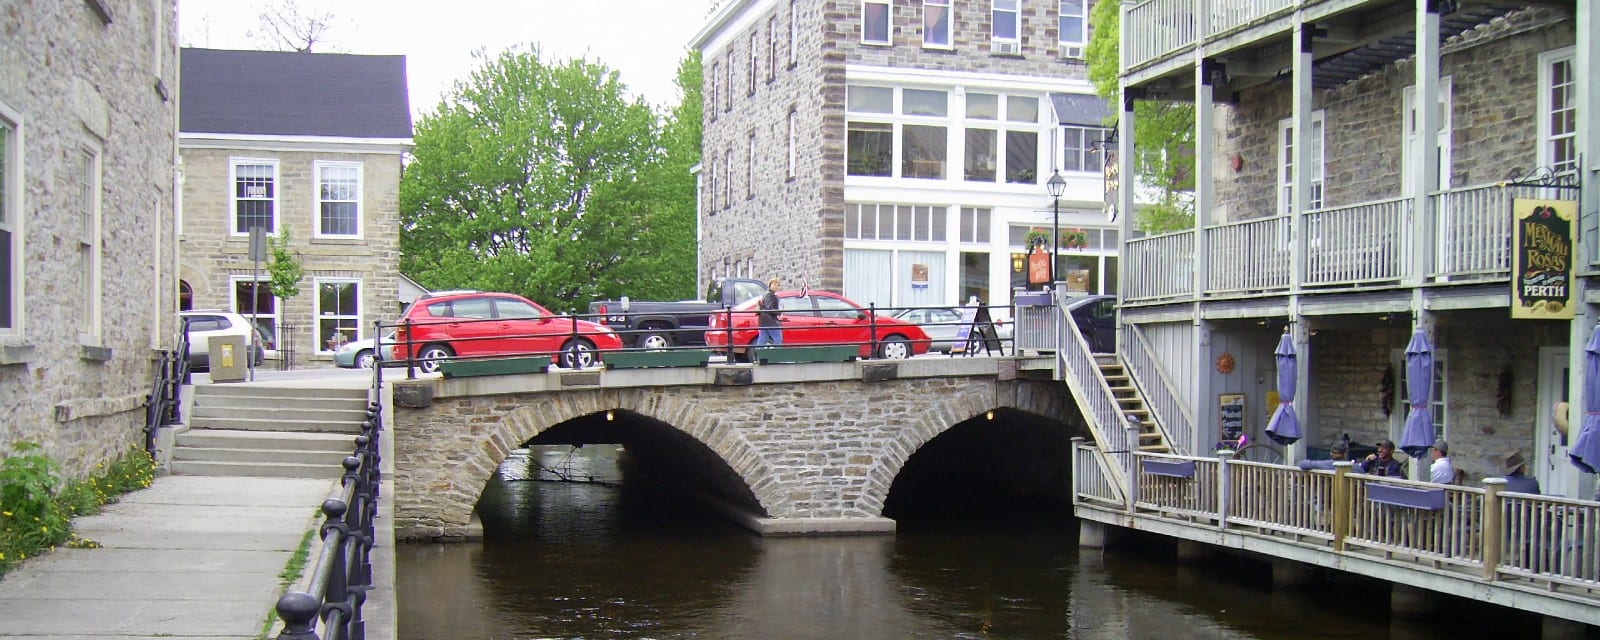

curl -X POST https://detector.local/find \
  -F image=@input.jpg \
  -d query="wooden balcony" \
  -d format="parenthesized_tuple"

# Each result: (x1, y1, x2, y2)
(1121, 181, 1554, 306)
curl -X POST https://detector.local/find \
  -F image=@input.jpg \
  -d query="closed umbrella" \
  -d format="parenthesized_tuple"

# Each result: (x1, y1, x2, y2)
(1569, 327, 1600, 474)
(1265, 331, 1301, 446)
(1400, 329, 1435, 458)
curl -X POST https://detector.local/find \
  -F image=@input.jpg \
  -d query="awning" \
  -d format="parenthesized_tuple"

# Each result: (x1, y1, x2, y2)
(1050, 93, 1112, 127)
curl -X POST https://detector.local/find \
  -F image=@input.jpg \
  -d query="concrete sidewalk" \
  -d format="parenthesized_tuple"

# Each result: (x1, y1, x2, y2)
(0, 475, 337, 639)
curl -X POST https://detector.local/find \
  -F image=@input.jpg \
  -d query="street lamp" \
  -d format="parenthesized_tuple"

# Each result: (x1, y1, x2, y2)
(1046, 171, 1067, 287)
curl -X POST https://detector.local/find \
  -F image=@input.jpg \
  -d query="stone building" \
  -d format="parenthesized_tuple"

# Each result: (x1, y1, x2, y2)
(0, 1, 181, 476)
(178, 48, 412, 368)
(1113, 2, 1597, 497)
(691, 1, 1116, 314)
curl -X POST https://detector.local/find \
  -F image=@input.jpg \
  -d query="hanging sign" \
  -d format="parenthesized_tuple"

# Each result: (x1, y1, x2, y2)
(1511, 198, 1576, 320)
(1103, 149, 1120, 223)
(1027, 248, 1051, 286)
(1218, 393, 1245, 441)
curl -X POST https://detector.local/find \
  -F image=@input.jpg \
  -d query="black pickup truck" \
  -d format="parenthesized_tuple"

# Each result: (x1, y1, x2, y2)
(588, 277, 770, 348)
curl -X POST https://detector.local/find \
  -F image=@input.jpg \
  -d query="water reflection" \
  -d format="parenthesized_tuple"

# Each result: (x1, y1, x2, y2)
(397, 445, 1545, 640)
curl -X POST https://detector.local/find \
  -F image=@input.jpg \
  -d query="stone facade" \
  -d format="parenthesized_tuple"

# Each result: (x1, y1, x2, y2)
(0, 1, 180, 477)
(1212, 8, 1574, 221)
(178, 147, 404, 367)
(697, 0, 1100, 294)
(389, 374, 1080, 540)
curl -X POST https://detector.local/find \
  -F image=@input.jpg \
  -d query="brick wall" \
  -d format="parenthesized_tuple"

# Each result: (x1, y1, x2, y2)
(0, 1, 180, 477)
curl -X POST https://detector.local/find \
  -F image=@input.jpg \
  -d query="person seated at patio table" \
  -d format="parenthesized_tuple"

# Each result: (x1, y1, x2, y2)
(1297, 437, 1350, 471)
(1358, 439, 1404, 477)
(1499, 450, 1541, 495)
(1428, 438, 1456, 484)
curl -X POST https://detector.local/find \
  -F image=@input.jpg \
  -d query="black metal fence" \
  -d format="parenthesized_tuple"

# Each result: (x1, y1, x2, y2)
(273, 402, 382, 640)
(275, 321, 300, 371)
(144, 323, 191, 458)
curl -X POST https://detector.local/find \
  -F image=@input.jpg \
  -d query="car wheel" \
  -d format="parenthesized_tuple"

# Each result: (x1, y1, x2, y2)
(636, 327, 673, 351)
(877, 336, 911, 360)
(355, 350, 376, 370)
(416, 344, 453, 374)
(560, 338, 598, 369)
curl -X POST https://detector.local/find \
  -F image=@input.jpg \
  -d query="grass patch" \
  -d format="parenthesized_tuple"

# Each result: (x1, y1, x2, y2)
(0, 443, 156, 577)
(258, 524, 317, 639)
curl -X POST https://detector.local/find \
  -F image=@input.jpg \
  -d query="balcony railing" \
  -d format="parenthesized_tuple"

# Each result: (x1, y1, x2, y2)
(1206, 216, 1290, 294)
(1126, 0, 1195, 70)
(1305, 197, 1410, 287)
(1123, 323, 1196, 453)
(1124, 230, 1194, 301)
(1207, 0, 1295, 37)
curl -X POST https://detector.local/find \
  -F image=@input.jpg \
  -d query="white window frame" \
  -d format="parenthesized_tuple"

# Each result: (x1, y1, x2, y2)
(746, 132, 756, 199)
(1401, 77, 1453, 195)
(992, 0, 1020, 42)
(862, 0, 892, 45)
(749, 31, 759, 95)
(709, 61, 719, 122)
(787, 107, 797, 178)
(1061, 125, 1109, 173)
(230, 275, 280, 349)
(230, 158, 279, 236)
(1538, 47, 1577, 175)
(789, 0, 799, 67)
(76, 140, 103, 344)
(0, 100, 22, 339)
(768, 15, 778, 81)
(313, 160, 363, 239)
(1276, 110, 1326, 217)
(1391, 348, 1449, 442)
(1059, 0, 1086, 46)
(923, 0, 951, 48)
(313, 277, 363, 354)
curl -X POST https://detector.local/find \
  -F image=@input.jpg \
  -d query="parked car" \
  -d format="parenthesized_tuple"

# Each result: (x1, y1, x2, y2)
(587, 277, 770, 349)
(1066, 294, 1117, 353)
(705, 290, 932, 361)
(333, 331, 396, 369)
(889, 306, 1013, 353)
(392, 291, 623, 373)
(179, 310, 270, 370)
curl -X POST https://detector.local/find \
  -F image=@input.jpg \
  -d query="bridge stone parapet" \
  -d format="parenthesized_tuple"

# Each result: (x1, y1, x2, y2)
(389, 358, 1079, 540)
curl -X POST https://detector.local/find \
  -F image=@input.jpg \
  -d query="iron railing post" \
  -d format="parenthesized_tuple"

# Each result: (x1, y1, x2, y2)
(404, 318, 416, 380)
(868, 302, 879, 359)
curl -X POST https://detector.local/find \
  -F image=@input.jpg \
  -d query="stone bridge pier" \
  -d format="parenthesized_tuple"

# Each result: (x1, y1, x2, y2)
(388, 360, 1081, 540)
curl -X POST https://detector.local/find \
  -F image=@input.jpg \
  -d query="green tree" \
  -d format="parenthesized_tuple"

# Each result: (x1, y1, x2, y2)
(1087, 0, 1195, 234)
(266, 229, 304, 300)
(400, 48, 700, 312)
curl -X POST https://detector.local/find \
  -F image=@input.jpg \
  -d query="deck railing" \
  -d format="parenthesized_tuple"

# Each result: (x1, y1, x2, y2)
(1343, 472, 1487, 567)
(1125, 0, 1195, 70)
(1055, 296, 1137, 498)
(1207, 0, 1295, 36)
(1123, 323, 1195, 453)
(1498, 491, 1600, 588)
(1228, 459, 1336, 540)
(1133, 452, 1220, 521)
(1072, 438, 1126, 508)
(1431, 183, 1515, 279)
(1304, 197, 1409, 286)
(1124, 230, 1194, 302)
(1206, 216, 1290, 294)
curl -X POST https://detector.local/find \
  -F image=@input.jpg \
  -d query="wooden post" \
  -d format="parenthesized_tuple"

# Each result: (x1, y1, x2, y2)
(1482, 478, 1506, 581)
(1126, 419, 1142, 511)
(1332, 461, 1353, 551)
(1216, 449, 1235, 529)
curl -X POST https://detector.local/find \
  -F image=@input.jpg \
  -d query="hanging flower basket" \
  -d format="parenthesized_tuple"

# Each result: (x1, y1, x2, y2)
(1025, 228, 1050, 249)
(1062, 228, 1089, 250)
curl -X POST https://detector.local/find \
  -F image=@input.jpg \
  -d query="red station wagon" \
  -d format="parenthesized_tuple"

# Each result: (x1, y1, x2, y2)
(393, 291, 623, 372)
(705, 290, 932, 361)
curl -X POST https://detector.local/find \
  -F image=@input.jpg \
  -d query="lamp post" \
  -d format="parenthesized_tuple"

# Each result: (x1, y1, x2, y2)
(1046, 171, 1067, 288)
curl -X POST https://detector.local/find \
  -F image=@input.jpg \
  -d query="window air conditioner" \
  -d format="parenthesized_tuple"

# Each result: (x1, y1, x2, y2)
(991, 40, 1020, 56)
(1060, 44, 1084, 60)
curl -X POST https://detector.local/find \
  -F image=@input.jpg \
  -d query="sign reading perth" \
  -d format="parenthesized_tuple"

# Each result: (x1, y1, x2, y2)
(1512, 198, 1576, 320)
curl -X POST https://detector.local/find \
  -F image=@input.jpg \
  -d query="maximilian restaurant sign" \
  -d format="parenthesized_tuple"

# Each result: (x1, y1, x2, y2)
(1512, 198, 1577, 320)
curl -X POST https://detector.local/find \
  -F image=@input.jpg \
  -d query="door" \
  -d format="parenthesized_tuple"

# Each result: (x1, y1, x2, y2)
(1536, 347, 1576, 497)
(443, 296, 499, 357)
(493, 297, 552, 356)
(812, 294, 873, 354)
(1403, 78, 1453, 272)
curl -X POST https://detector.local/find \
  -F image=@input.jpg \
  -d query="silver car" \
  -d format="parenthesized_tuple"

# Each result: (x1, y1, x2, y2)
(889, 307, 1012, 353)
(333, 331, 395, 369)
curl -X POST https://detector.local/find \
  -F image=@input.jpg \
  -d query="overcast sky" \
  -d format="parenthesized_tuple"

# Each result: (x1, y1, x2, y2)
(178, 0, 721, 119)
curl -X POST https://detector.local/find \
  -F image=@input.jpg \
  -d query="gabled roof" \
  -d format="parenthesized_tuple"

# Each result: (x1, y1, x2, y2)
(180, 48, 412, 139)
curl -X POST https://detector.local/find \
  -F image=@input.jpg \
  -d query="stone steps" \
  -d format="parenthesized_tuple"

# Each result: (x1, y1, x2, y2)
(174, 384, 370, 478)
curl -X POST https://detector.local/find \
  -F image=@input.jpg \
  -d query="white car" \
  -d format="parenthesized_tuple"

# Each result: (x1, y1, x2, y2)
(179, 310, 272, 370)
(333, 331, 396, 369)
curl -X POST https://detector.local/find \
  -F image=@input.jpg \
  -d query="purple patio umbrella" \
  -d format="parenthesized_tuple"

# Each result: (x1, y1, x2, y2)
(1399, 329, 1435, 458)
(1568, 327, 1600, 474)
(1265, 331, 1301, 445)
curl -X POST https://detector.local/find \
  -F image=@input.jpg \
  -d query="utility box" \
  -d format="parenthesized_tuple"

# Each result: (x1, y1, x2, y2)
(208, 335, 248, 382)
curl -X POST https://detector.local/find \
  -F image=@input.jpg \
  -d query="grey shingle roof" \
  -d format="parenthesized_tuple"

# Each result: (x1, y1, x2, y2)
(1050, 93, 1112, 127)
(180, 48, 412, 139)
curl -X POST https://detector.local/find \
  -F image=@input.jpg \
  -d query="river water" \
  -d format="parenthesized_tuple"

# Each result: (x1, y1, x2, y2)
(396, 446, 1544, 639)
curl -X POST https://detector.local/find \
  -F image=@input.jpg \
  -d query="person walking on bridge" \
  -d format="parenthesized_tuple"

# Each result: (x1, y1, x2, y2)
(753, 277, 784, 349)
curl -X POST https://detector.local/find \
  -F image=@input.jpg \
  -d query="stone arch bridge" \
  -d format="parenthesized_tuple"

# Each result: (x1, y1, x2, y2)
(389, 358, 1084, 540)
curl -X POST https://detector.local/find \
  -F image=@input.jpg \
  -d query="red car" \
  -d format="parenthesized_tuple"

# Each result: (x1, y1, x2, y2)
(705, 290, 932, 361)
(393, 291, 623, 372)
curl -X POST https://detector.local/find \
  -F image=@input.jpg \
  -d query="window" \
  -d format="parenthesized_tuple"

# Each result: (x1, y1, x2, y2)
(724, 148, 733, 208)
(316, 161, 362, 237)
(746, 132, 756, 199)
(964, 93, 1044, 184)
(1394, 349, 1448, 441)
(707, 157, 717, 213)
(923, 0, 951, 47)
(847, 85, 893, 113)
(710, 62, 719, 122)
(789, 0, 799, 67)
(903, 125, 946, 179)
(724, 54, 733, 112)
(993, 0, 1019, 41)
(787, 107, 797, 178)
(1059, 0, 1086, 45)
(768, 16, 778, 81)
(847, 85, 951, 180)
(965, 128, 997, 181)
(76, 143, 102, 342)
(960, 207, 991, 243)
(863, 0, 891, 44)
(1062, 126, 1109, 172)
(1540, 48, 1577, 175)
(1005, 96, 1040, 184)
(316, 279, 361, 353)
(0, 105, 18, 334)
(844, 203, 946, 241)
(231, 159, 277, 234)
(232, 276, 279, 348)
(848, 122, 893, 176)
(749, 32, 759, 95)
(1277, 111, 1326, 215)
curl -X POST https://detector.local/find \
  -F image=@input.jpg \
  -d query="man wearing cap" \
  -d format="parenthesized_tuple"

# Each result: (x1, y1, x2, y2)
(1428, 439, 1455, 484)
(1359, 439, 1404, 477)
(1297, 438, 1350, 471)
(1499, 451, 1541, 494)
